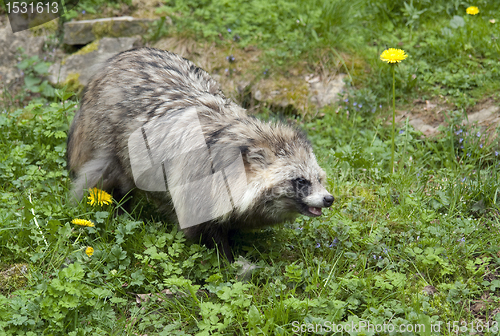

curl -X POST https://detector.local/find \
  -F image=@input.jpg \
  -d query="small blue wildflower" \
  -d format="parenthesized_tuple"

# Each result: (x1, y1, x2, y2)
(344, 98, 349, 103)
(399, 130, 404, 134)
(371, 107, 376, 113)
(43, 56, 47, 61)
(467, 153, 471, 157)
(373, 255, 377, 259)
(480, 144, 483, 148)
(227, 28, 232, 33)
(383, 248, 388, 254)
(477, 132, 481, 137)
(459, 138, 463, 143)
(458, 237, 465, 242)
(417, 173, 420, 177)
(316, 243, 321, 248)
(358, 103, 363, 108)
(20, 71, 24, 76)
(460, 146, 464, 149)
(290, 245, 294, 249)
(224, 68, 229, 73)
(379, 104, 382, 108)
(353, 102, 357, 106)
(329, 237, 338, 247)
(379, 256, 382, 259)
(82, 10, 85, 14)
(495, 151, 498, 156)
(462, 177, 466, 182)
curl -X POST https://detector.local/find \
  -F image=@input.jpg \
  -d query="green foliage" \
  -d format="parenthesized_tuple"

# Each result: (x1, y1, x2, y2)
(148, 0, 500, 106)
(157, 0, 364, 62)
(1, 2, 500, 335)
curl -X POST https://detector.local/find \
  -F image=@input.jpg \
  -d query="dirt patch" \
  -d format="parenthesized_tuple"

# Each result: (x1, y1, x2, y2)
(398, 95, 500, 136)
(465, 97, 500, 129)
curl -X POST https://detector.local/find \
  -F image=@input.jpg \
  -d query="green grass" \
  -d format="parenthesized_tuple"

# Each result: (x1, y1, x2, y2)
(151, 0, 500, 106)
(1, 1, 500, 335)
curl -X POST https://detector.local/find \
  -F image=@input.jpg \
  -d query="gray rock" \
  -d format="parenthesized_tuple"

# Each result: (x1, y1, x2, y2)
(409, 117, 439, 136)
(466, 105, 500, 125)
(307, 74, 346, 108)
(48, 37, 142, 86)
(250, 73, 346, 112)
(0, 24, 47, 89)
(63, 16, 155, 45)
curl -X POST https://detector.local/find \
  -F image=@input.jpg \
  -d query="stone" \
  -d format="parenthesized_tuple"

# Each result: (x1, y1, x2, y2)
(466, 105, 500, 125)
(48, 37, 142, 86)
(249, 74, 345, 113)
(0, 23, 47, 89)
(307, 74, 346, 108)
(63, 16, 155, 45)
(409, 118, 439, 136)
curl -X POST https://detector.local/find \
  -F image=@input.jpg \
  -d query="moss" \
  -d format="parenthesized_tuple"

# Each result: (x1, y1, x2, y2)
(92, 21, 117, 39)
(282, 80, 310, 114)
(256, 77, 310, 116)
(60, 72, 84, 95)
(74, 39, 100, 56)
(0, 264, 28, 294)
(29, 17, 59, 36)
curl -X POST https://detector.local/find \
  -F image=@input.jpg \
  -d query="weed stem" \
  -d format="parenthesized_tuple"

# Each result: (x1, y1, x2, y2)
(391, 65, 396, 173)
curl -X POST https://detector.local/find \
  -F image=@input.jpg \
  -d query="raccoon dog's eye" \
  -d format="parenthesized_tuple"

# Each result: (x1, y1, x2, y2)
(295, 178, 308, 188)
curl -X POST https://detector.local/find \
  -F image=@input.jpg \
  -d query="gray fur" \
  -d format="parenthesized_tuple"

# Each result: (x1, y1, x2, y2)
(67, 48, 333, 261)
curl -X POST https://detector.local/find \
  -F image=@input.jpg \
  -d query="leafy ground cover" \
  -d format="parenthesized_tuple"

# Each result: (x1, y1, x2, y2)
(1, 0, 500, 335)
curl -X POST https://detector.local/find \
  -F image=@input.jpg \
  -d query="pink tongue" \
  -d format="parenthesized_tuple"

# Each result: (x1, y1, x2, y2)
(308, 207, 322, 216)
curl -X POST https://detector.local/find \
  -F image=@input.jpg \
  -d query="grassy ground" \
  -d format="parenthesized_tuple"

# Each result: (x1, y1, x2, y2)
(1, 0, 500, 335)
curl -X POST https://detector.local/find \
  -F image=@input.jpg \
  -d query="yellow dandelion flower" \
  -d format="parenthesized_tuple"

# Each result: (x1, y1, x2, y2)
(71, 218, 95, 227)
(87, 188, 112, 206)
(466, 6, 479, 15)
(85, 246, 94, 257)
(380, 48, 408, 64)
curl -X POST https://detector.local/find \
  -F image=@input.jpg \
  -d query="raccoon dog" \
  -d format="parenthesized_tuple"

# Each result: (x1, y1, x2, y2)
(67, 48, 333, 262)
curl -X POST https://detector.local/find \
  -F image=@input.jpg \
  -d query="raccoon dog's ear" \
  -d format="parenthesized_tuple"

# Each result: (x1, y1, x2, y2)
(246, 147, 273, 169)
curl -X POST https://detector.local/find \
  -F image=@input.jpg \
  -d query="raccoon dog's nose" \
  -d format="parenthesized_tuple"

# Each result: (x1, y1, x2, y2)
(323, 195, 334, 207)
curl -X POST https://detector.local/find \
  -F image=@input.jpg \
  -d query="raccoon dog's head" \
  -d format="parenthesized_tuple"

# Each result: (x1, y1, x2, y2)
(242, 126, 334, 220)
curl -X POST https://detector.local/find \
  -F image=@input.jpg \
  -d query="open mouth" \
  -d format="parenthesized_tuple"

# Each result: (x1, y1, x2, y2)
(297, 201, 324, 217)
(307, 207, 323, 216)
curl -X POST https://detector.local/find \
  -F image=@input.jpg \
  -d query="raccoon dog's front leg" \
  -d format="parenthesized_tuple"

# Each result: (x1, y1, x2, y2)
(184, 223, 234, 263)
(70, 152, 133, 204)
(209, 227, 233, 263)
